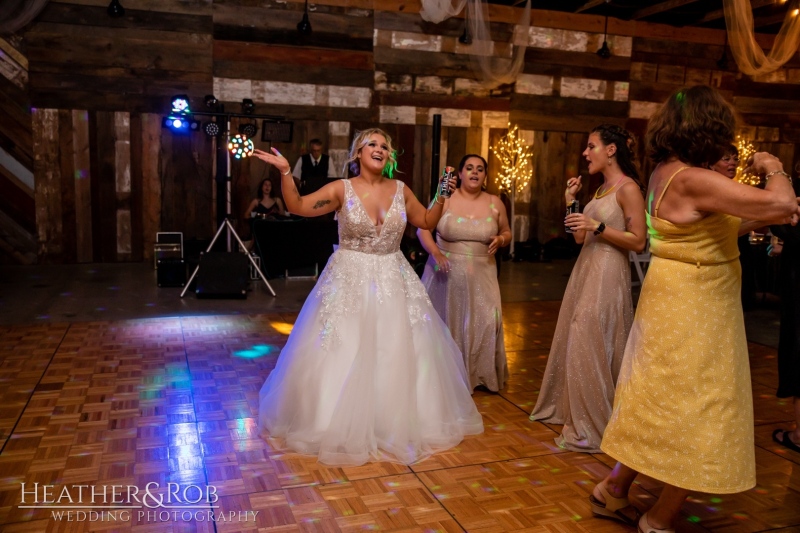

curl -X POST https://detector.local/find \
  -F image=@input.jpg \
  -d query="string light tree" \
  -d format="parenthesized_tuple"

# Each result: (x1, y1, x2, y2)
(735, 135, 760, 186)
(491, 123, 533, 258)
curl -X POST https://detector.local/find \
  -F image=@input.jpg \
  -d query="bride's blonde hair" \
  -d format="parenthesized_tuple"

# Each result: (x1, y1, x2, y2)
(343, 128, 398, 178)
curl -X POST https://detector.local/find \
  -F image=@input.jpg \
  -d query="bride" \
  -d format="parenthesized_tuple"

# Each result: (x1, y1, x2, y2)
(252, 128, 484, 466)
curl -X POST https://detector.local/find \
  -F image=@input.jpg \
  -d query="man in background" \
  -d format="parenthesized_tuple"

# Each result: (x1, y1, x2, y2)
(292, 138, 339, 196)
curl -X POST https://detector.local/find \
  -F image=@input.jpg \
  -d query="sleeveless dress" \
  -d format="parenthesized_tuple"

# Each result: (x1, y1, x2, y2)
(420, 209, 508, 392)
(530, 189, 633, 453)
(253, 200, 281, 218)
(258, 179, 484, 466)
(601, 168, 756, 493)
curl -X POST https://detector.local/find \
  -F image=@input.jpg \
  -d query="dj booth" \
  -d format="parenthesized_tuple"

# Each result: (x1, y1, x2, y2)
(251, 217, 338, 278)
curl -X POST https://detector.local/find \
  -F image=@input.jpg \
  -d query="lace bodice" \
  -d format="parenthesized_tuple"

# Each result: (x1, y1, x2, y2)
(338, 179, 406, 255)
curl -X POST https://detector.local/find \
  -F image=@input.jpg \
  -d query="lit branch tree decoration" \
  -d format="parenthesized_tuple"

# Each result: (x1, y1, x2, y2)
(491, 123, 533, 256)
(735, 136, 759, 186)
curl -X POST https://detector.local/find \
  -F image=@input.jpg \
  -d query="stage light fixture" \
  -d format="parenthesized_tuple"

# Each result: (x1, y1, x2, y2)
(162, 116, 200, 134)
(297, 0, 312, 34)
(171, 95, 190, 114)
(228, 134, 254, 160)
(238, 122, 258, 139)
(203, 121, 221, 137)
(204, 94, 218, 108)
(107, 0, 125, 17)
(241, 99, 255, 115)
(458, 16, 471, 45)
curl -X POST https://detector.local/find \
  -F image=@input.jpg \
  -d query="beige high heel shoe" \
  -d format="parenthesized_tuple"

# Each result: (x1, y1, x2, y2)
(589, 480, 638, 526)
(638, 512, 676, 533)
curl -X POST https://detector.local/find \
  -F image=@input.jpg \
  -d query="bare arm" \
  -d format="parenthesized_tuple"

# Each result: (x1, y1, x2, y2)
(276, 198, 286, 216)
(565, 182, 647, 252)
(738, 219, 770, 236)
(245, 199, 258, 219)
(417, 226, 451, 272)
(253, 148, 343, 217)
(564, 177, 587, 244)
(403, 175, 456, 230)
(488, 195, 512, 255)
(679, 155, 797, 223)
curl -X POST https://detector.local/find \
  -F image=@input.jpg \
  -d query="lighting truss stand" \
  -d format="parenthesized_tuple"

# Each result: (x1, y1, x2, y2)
(180, 218, 276, 298)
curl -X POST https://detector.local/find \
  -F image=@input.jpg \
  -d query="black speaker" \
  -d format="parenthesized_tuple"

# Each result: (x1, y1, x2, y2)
(157, 258, 186, 287)
(195, 252, 249, 299)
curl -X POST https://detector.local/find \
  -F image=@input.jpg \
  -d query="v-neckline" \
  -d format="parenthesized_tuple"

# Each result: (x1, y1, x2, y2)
(349, 180, 399, 236)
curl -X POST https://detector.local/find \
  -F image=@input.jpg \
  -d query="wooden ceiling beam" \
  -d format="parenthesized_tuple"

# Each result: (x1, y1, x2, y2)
(574, 0, 607, 14)
(631, 0, 702, 20)
(695, 0, 778, 24)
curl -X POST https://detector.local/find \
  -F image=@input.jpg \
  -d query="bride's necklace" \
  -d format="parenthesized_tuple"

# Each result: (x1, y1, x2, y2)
(594, 176, 626, 199)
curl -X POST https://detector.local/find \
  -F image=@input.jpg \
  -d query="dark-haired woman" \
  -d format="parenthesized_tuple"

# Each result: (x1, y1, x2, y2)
(245, 178, 285, 220)
(530, 124, 647, 453)
(593, 86, 799, 533)
(418, 154, 512, 392)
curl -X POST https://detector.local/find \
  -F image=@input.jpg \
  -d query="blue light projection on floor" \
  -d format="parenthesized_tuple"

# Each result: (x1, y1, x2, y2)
(234, 344, 275, 359)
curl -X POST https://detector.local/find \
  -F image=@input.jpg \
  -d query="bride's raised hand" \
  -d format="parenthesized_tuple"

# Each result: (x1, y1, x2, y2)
(253, 147, 291, 176)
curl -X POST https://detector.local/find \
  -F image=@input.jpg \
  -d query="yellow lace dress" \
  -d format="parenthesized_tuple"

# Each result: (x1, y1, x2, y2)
(600, 169, 756, 493)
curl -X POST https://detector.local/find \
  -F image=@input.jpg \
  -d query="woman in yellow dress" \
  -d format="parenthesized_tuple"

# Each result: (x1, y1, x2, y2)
(590, 86, 800, 533)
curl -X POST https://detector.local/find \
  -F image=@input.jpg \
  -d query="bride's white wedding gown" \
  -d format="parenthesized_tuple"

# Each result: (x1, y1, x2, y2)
(258, 179, 483, 466)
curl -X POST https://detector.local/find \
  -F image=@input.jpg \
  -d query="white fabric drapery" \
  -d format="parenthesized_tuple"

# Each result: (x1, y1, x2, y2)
(723, 0, 800, 75)
(420, 0, 531, 88)
(0, 0, 49, 34)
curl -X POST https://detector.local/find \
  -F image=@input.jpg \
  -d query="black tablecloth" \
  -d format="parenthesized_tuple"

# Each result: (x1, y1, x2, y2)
(252, 217, 338, 277)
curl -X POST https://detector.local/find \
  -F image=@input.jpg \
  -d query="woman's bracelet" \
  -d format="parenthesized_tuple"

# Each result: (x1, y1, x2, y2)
(281, 169, 291, 176)
(435, 195, 445, 205)
(499, 235, 505, 245)
(765, 169, 791, 183)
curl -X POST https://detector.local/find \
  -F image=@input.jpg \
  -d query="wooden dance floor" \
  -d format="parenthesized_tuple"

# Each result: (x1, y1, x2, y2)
(0, 301, 798, 532)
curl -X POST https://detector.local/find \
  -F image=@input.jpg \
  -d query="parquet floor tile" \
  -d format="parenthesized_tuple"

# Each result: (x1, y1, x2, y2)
(0, 303, 798, 532)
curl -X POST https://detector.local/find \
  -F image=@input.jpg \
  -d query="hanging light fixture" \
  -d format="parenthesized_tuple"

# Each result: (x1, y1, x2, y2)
(458, 12, 471, 45)
(597, 15, 611, 59)
(241, 98, 255, 115)
(717, 33, 729, 70)
(107, 0, 125, 18)
(297, 0, 312, 35)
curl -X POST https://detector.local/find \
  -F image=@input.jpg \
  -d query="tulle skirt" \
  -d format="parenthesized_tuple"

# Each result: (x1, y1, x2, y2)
(258, 249, 484, 466)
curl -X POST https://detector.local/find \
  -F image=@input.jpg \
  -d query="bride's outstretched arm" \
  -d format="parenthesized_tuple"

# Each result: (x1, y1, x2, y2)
(252, 148, 342, 217)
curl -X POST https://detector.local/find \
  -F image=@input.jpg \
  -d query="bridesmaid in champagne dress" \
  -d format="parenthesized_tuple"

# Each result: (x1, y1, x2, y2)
(530, 125, 647, 453)
(418, 155, 512, 392)
(592, 86, 799, 533)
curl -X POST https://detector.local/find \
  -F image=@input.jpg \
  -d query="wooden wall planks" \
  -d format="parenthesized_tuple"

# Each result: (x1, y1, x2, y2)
(13, 0, 800, 262)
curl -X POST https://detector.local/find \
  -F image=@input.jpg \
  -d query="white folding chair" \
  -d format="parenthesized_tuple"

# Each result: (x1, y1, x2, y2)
(630, 239, 651, 287)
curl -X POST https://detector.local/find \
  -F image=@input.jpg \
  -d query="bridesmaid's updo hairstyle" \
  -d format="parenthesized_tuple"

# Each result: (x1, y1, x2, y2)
(343, 128, 398, 178)
(592, 124, 644, 193)
(646, 85, 736, 168)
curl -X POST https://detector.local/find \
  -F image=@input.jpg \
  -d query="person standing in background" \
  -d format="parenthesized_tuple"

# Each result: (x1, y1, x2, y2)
(769, 178, 800, 455)
(292, 138, 339, 196)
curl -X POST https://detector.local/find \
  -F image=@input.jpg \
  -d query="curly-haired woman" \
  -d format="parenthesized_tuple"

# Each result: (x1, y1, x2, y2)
(591, 86, 799, 533)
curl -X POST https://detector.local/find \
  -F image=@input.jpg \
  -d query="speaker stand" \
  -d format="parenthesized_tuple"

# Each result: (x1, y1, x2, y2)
(181, 218, 276, 298)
